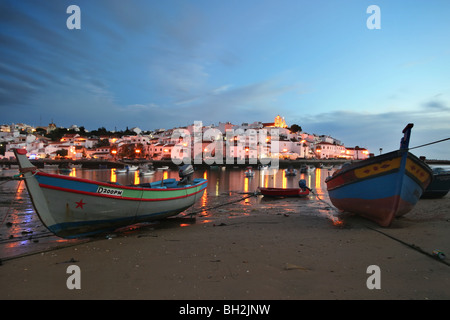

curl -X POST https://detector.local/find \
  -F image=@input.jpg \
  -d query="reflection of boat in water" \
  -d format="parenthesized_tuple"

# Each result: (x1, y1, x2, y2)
(325, 124, 432, 227)
(14, 149, 207, 238)
(421, 167, 450, 199)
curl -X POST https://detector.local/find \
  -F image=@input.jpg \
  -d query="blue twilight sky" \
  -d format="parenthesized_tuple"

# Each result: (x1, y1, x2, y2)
(1, 0, 450, 159)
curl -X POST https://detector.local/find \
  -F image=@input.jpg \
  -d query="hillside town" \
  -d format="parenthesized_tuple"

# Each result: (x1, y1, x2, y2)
(0, 116, 371, 162)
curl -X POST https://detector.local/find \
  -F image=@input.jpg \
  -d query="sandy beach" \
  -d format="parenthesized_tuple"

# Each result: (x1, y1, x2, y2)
(1, 193, 449, 300)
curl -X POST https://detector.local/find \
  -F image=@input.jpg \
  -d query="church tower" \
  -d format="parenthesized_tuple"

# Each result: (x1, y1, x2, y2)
(274, 115, 287, 128)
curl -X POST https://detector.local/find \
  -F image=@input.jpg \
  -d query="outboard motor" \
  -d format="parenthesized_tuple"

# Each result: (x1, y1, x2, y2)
(298, 179, 311, 191)
(179, 164, 194, 185)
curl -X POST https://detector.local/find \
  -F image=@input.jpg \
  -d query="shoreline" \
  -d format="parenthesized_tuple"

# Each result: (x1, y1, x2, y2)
(0, 194, 449, 300)
(2, 158, 450, 170)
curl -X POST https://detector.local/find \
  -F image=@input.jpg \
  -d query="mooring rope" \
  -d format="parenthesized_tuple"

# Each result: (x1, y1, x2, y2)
(408, 137, 450, 151)
(308, 186, 450, 267)
(185, 192, 258, 217)
(367, 226, 450, 268)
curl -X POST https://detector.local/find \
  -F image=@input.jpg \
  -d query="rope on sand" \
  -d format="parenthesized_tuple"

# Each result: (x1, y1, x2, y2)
(367, 227, 450, 268)
(307, 187, 450, 268)
(184, 192, 258, 217)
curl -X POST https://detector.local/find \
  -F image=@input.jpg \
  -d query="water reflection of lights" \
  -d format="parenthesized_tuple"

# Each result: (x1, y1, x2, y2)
(244, 177, 250, 204)
(1, 165, 346, 258)
(315, 168, 322, 194)
(244, 177, 249, 193)
(200, 186, 208, 216)
(134, 171, 140, 185)
(110, 169, 117, 183)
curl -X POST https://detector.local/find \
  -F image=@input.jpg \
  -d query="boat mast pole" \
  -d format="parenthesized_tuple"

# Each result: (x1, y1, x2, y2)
(400, 123, 414, 150)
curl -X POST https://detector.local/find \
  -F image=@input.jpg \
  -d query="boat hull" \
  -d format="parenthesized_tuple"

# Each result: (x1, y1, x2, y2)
(259, 187, 309, 197)
(326, 150, 432, 226)
(421, 171, 450, 198)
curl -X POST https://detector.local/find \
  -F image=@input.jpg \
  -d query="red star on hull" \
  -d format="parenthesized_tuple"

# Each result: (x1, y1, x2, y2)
(75, 199, 86, 209)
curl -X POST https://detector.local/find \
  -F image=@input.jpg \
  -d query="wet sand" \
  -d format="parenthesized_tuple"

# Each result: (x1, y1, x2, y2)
(1, 194, 449, 300)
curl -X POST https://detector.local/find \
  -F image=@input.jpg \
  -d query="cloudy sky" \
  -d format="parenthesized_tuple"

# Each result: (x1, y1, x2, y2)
(1, 0, 450, 159)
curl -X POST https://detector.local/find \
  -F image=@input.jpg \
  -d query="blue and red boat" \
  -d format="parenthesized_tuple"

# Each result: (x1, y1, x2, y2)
(325, 124, 432, 227)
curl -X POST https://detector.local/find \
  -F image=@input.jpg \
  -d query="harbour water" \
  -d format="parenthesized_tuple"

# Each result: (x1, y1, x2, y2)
(0, 165, 340, 260)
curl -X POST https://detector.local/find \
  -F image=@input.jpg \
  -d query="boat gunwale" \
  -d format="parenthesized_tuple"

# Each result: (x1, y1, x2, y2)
(327, 150, 403, 178)
(325, 150, 431, 192)
(38, 182, 207, 201)
(35, 171, 207, 192)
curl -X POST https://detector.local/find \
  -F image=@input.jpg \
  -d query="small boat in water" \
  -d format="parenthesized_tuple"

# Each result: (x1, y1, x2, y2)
(59, 167, 72, 174)
(300, 165, 315, 174)
(115, 165, 139, 174)
(259, 187, 309, 197)
(139, 164, 155, 176)
(325, 124, 432, 227)
(421, 167, 450, 198)
(139, 169, 155, 176)
(284, 166, 297, 176)
(245, 167, 254, 177)
(13, 149, 207, 238)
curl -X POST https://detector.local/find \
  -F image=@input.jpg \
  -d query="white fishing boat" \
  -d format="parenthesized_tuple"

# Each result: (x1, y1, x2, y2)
(139, 164, 155, 176)
(114, 165, 138, 174)
(13, 149, 207, 238)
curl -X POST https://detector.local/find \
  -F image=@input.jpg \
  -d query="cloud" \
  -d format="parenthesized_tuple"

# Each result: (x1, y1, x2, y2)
(166, 78, 303, 125)
(422, 99, 449, 111)
(299, 107, 450, 160)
